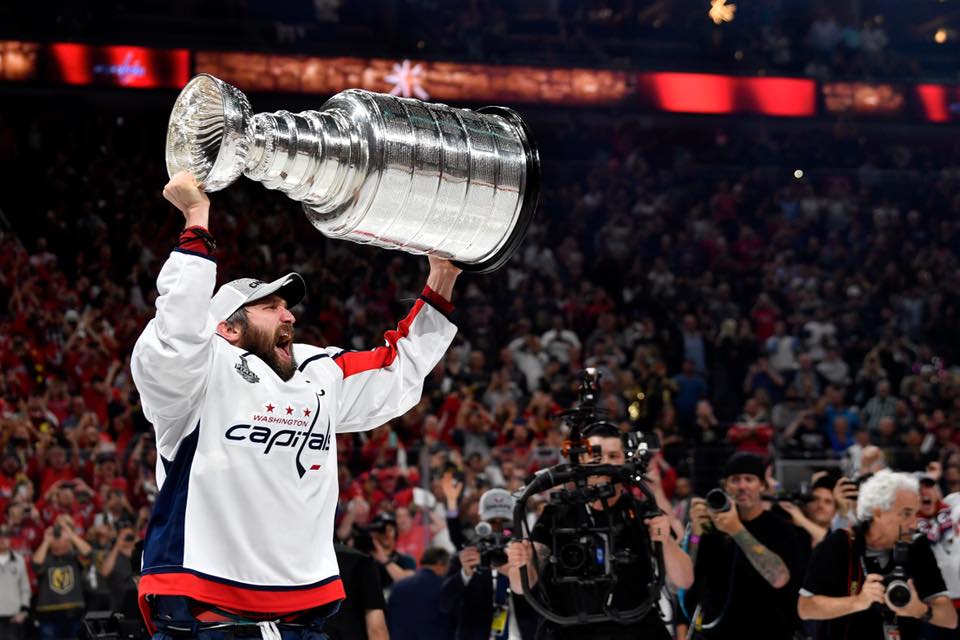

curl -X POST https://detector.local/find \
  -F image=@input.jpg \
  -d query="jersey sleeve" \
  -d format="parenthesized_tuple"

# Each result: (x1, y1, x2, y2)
(130, 250, 218, 454)
(333, 287, 457, 433)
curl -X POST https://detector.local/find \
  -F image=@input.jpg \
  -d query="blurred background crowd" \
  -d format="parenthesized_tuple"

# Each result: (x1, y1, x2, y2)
(2, 0, 960, 638)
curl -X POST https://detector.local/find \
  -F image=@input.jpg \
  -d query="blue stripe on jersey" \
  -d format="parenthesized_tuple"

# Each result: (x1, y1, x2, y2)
(143, 424, 200, 570)
(140, 566, 343, 591)
(297, 353, 332, 372)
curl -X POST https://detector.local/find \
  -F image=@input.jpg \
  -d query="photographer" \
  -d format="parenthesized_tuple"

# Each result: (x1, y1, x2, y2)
(439, 488, 539, 640)
(777, 474, 838, 548)
(32, 514, 92, 640)
(506, 422, 693, 640)
(97, 526, 137, 612)
(365, 512, 416, 590)
(686, 452, 801, 640)
(798, 470, 957, 640)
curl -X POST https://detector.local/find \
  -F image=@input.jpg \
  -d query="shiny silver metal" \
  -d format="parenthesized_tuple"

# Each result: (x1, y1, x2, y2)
(165, 74, 540, 272)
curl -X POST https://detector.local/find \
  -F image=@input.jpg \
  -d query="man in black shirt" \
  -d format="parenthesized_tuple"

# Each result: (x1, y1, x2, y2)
(325, 543, 388, 640)
(506, 422, 693, 640)
(685, 452, 802, 640)
(798, 470, 956, 640)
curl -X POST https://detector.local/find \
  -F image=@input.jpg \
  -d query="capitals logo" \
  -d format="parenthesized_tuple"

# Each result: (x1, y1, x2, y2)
(224, 391, 330, 478)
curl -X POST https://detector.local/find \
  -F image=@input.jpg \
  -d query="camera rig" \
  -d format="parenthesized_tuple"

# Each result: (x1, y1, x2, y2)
(512, 368, 666, 625)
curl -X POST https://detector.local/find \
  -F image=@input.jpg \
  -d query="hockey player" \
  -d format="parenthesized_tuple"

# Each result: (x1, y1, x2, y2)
(131, 171, 461, 639)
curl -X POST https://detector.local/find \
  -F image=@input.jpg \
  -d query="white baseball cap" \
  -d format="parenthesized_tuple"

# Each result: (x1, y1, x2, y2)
(479, 488, 516, 522)
(209, 273, 306, 322)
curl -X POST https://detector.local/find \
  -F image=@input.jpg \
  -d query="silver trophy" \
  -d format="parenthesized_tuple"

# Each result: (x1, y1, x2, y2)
(165, 74, 540, 272)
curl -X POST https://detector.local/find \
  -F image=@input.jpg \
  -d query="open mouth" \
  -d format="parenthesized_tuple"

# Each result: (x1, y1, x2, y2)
(275, 326, 293, 362)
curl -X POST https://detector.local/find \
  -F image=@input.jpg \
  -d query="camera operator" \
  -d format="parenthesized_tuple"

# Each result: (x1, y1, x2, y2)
(506, 422, 693, 640)
(798, 470, 957, 640)
(685, 452, 802, 640)
(439, 488, 539, 640)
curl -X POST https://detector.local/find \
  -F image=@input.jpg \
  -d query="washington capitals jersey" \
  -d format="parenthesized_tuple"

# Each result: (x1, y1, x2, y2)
(130, 249, 457, 628)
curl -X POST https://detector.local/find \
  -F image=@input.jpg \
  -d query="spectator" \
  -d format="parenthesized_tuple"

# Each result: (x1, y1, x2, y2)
(673, 359, 707, 437)
(783, 410, 827, 457)
(387, 547, 453, 640)
(97, 525, 137, 612)
(766, 321, 800, 374)
(0, 525, 29, 640)
(916, 472, 960, 618)
(680, 315, 707, 376)
(32, 514, 92, 640)
(727, 398, 775, 456)
(861, 380, 898, 433)
(368, 512, 416, 591)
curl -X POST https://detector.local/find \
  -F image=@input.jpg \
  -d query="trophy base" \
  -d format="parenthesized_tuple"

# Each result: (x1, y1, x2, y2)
(452, 106, 541, 274)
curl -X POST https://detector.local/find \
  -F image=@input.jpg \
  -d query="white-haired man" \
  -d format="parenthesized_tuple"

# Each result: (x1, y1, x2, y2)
(798, 470, 957, 640)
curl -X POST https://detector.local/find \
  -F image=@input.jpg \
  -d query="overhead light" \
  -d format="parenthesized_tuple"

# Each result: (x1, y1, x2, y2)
(709, 0, 736, 25)
(935, 28, 948, 44)
(794, 169, 804, 179)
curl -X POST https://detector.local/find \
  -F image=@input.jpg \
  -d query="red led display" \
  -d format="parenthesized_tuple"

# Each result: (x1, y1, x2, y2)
(48, 43, 190, 89)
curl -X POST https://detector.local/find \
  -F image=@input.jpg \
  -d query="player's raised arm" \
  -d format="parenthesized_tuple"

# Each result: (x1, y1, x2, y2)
(334, 257, 460, 433)
(130, 171, 218, 453)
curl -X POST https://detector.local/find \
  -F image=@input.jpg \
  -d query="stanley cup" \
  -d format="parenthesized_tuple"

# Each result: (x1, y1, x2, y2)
(165, 74, 540, 272)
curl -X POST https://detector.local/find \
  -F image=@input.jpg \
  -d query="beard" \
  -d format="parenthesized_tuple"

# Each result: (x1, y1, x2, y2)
(240, 322, 298, 381)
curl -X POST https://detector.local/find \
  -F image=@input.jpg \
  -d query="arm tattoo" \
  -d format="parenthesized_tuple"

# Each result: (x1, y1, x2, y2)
(731, 528, 790, 588)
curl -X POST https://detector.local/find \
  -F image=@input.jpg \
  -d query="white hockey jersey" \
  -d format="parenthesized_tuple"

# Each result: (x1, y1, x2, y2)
(130, 249, 457, 627)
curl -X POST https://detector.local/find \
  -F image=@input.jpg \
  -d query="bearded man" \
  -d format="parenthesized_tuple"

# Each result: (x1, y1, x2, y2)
(131, 171, 460, 639)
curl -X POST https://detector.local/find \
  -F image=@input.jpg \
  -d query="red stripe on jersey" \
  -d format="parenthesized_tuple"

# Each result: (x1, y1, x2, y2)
(178, 226, 214, 255)
(138, 572, 345, 633)
(421, 285, 454, 315)
(334, 299, 424, 379)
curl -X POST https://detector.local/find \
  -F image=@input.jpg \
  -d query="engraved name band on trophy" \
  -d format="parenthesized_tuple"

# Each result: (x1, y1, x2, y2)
(165, 74, 540, 273)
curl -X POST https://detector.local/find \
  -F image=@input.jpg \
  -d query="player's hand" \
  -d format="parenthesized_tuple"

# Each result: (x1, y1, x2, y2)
(854, 574, 885, 611)
(11, 612, 26, 624)
(163, 171, 210, 228)
(645, 514, 671, 543)
(459, 546, 481, 578)
(427, 255, 462, 277)
(710, 505, 744, 536)
(689, 498, 712, 536)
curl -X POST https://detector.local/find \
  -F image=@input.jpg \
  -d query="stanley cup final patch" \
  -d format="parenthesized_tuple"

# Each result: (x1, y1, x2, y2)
(235, 355, 260, 384)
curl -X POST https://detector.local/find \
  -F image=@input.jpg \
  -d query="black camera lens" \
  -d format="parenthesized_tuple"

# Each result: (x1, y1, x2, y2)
(886, 579, 911, 608)
(124, 533, 136, 543)
(53, 524, 62, 539)
(706, 488, 732, 513)
(487, 548, 509, 567)
(559, 542, 587, 572)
